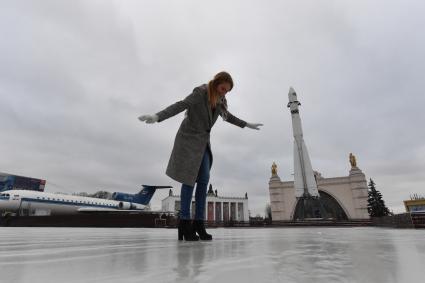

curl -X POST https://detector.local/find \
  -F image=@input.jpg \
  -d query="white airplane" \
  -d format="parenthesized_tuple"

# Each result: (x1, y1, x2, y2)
(0, 185, 171, 216)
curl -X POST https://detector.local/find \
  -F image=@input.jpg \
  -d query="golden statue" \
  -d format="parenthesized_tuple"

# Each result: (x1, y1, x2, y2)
(349, 153, 357, 168)
(271, 162, 278, 175)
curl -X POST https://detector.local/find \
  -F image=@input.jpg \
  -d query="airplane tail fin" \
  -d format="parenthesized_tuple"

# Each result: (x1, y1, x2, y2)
(111, 185, 172, 205)
(135, 185, 173, 205)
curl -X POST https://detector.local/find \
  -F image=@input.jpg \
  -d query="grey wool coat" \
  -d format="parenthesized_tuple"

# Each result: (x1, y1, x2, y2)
(156, 84, 247, 186)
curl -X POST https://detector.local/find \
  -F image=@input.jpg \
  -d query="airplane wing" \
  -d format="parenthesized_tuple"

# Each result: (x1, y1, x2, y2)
(77, 208, 150, 213)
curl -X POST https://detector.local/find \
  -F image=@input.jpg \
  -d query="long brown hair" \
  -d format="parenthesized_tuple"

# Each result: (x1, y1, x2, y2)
(207, 71, 233, 109)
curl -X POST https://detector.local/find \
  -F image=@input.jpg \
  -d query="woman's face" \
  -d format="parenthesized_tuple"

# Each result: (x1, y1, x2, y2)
(216, 82, 232, 97)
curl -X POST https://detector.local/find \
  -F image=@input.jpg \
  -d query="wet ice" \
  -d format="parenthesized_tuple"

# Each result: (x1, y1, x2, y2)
(0, 227, 424, 283)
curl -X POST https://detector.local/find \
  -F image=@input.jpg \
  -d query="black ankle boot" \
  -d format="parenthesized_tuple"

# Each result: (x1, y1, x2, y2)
(178, 219, 199, 241)
(193, 220, 212, 240)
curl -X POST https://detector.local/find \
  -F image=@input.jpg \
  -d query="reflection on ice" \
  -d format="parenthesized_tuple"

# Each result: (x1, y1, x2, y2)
(0, 227, 424, 283)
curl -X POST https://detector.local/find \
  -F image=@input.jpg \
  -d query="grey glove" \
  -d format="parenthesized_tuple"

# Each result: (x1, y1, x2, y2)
(138, 114, 159, 124)
(246, 122, 263, 130)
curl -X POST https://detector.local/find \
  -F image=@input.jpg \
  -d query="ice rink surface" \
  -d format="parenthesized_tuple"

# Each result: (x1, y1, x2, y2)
(0, 227, 424, 283)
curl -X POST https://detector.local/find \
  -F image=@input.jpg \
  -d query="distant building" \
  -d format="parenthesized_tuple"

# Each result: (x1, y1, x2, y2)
(0, 172, 46, 192)
(404, 195, 425, 213)
(161, 186, 249, 222)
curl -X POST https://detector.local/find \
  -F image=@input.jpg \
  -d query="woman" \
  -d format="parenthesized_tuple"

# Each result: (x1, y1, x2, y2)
(139, 72, 262, 241)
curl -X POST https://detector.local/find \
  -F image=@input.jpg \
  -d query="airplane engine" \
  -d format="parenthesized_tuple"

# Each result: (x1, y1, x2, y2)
(118, 202, 130, 210)
(113, 192, 139, 210)
(117, 202, 138, 210)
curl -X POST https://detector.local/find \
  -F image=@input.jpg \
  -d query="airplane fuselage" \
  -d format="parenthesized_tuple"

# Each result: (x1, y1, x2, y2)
(0, 190, 146, 216)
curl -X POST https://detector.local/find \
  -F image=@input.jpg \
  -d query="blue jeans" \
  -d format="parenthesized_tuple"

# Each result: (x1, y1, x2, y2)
(180, 149, 210, 220)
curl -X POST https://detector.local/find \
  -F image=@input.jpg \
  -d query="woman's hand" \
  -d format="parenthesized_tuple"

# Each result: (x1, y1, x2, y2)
(246, 122, 263, 130)
(138, 114, 159, 124)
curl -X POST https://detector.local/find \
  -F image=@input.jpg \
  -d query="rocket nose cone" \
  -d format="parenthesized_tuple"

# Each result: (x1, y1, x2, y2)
(288, 87, 297, 101)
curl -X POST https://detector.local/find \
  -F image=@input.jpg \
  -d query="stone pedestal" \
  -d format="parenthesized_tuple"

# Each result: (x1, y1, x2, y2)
(268, 167, 371, 221)
(269, 174, 285, 221)
(349, 167, 369, 219)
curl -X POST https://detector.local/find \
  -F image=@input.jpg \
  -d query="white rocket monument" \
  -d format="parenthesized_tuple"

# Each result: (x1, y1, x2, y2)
(287, 87, 320, 198)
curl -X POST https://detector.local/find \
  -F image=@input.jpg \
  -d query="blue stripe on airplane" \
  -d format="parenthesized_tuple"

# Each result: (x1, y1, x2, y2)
(21, 197, 119, 209)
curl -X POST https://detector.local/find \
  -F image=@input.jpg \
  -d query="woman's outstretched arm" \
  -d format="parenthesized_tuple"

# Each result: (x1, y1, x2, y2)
(222, 111, 248, 128)
(139, 86, 203, 124)
(220, 100, 263, 130)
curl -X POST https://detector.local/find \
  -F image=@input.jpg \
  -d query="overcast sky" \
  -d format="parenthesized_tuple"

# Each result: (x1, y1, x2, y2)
(1, 0, 424, 215)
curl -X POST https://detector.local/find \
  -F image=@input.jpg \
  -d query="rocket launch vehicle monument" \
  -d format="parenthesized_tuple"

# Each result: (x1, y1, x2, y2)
(287, 87, 319, 199)
(287, 87, 326, 219)
(268, 87, 370, 222)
